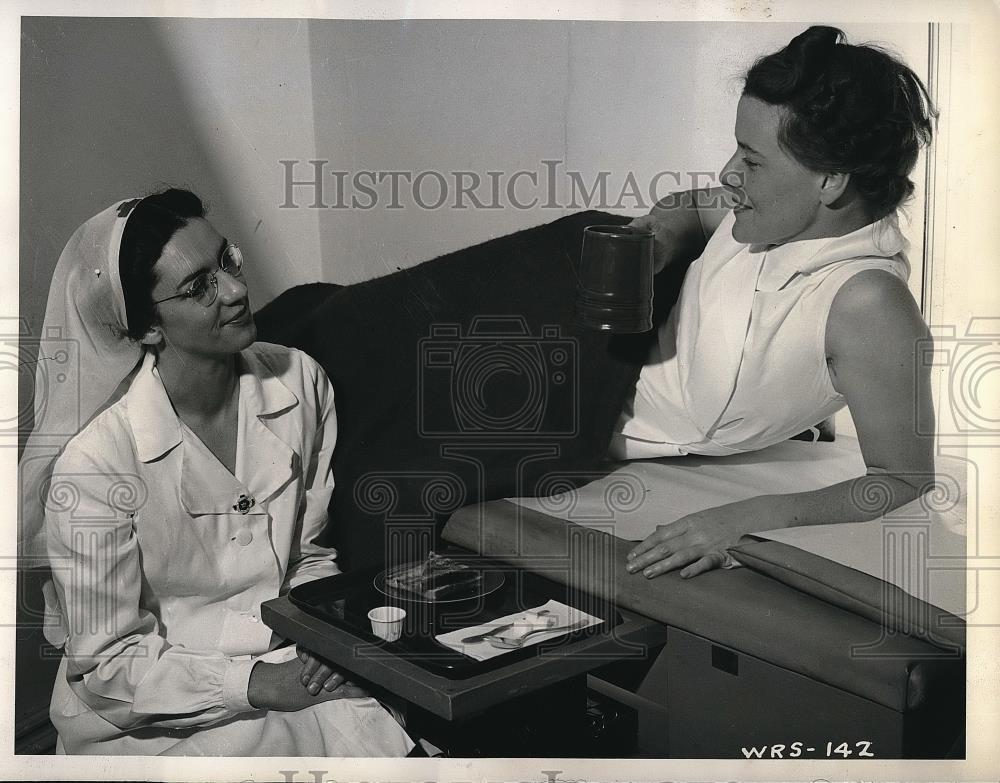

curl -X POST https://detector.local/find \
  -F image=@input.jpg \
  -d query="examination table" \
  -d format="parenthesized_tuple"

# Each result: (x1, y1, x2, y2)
(442, 438, 967, 759)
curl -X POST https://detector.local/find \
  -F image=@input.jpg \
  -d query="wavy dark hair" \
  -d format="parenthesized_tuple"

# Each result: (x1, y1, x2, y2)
(744, 25, 936, 220)
(118, 188, 205, 341)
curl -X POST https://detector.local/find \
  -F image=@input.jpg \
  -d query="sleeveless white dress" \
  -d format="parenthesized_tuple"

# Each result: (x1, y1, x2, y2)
(610, 209, 910, 460)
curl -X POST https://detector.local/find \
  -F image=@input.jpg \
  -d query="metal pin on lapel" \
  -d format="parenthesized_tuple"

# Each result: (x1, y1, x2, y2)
(233, 494, 256, 514)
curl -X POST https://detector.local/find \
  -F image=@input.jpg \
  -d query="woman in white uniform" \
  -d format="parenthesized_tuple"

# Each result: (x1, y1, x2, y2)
(622, 26, 938, 578)
(29, 190, 414, 755)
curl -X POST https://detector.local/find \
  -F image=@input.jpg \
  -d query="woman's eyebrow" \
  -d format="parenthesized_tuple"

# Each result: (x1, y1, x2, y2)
(173, 238, 229, 290)
(737, 140, 765, 158)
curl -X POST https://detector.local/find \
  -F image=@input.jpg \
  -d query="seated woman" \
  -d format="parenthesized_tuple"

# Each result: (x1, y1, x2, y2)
(30, 190, 414, 755)
(620, 25, 937, 577)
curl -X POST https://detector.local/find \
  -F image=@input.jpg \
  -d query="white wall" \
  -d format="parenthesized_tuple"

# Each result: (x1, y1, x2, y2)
(21, 18, 930, 315)
(923, 20, 1000, 471)
(306, 20, 572, 283)
(20, 17, 321, 326)
(297, 20, 928, 291)
(563, 21, 928, 300)
(19, 17, 320, 442)
(153, 18, 323, 295)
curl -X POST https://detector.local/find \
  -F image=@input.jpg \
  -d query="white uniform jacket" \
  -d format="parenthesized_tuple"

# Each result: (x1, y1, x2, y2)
(44, 342, 410, 756)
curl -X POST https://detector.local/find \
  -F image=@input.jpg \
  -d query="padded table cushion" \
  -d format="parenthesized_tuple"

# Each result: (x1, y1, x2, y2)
(732, 539, 965, 650)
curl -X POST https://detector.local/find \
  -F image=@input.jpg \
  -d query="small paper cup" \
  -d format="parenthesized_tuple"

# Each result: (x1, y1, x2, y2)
(367, 606, 406, 642)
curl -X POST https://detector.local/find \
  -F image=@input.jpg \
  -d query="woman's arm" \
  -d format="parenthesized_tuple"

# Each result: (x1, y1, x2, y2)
(281, 354, 341, 591)
(248, 654, 365, 710)
(47, 440, 261, 730)
(275, 354, 358, 697)
(626, 269, 936, 578)
(48, 423, 354, 724)
(629, 186, 732, 273)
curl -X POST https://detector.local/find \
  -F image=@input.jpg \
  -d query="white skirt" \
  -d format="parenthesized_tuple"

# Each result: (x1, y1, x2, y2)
(51, 656, 414, 757)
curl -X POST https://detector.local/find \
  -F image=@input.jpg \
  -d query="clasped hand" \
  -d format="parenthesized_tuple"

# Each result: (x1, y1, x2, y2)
(247, 646, 365, 712)
(626, 507, 751, 579)
(296, 645, 362, 697)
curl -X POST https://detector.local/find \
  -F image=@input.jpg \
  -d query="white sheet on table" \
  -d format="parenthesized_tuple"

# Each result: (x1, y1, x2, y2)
(507, 438, 969, 616)
(510, 438, 867, 539)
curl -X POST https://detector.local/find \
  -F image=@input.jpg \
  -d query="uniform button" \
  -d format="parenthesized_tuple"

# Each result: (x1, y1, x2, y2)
(249, 614, 259, 623)
(235, 528, 253, 546)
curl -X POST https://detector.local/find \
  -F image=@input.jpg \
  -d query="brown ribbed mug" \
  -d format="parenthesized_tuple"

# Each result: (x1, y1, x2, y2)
(574, 225, 654, 333)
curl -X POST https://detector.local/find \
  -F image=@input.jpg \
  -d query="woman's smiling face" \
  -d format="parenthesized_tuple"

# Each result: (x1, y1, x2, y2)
(720, 95, 831, 246)
(145, 218, 256, 358)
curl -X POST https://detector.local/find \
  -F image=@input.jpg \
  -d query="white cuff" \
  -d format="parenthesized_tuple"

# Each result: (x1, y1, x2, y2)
(222, 657, 258, 713)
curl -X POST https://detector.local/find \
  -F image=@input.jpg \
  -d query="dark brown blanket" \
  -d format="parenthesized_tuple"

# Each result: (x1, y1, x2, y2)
(255, 210, 687, 569)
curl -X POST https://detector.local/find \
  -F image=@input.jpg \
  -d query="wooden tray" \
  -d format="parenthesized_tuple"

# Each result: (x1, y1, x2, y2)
(287, 558, 621, 679)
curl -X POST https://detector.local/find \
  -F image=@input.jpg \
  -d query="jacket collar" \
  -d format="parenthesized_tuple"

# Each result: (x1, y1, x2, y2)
(752, 212, 910, 292)
(126, 347, 302, 515)
(227, 348, 302, 512)
(127, 347, 301, 461)
(127, 350, 182, 463)
(237, 347, 299, 421)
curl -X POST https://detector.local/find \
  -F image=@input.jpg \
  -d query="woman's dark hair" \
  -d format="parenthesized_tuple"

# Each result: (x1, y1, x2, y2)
(119, 188, 205, 340)
(744, 25, 936, 219)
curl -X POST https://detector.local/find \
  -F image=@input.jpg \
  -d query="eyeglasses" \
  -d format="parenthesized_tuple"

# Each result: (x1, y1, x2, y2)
(153, 243, 245, 307)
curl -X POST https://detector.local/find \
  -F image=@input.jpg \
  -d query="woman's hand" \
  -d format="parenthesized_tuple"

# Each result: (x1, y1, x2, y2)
(247, 656, 366, 712)
(628, 187, 728, 274)
(626, 505, 753, 579)
(629, 210, 698, 276)
(296, 645, 354, 696)
(628, 212, 675, 275)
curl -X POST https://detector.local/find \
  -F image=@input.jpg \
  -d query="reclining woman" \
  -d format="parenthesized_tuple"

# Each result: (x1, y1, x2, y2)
(246, 25, 939, 579)
(621, 25, 937, 578)
(27, 191, 414, 755)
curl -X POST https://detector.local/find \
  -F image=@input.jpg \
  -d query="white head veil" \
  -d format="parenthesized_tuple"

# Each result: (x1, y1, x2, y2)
(19, 198, 146, 562)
